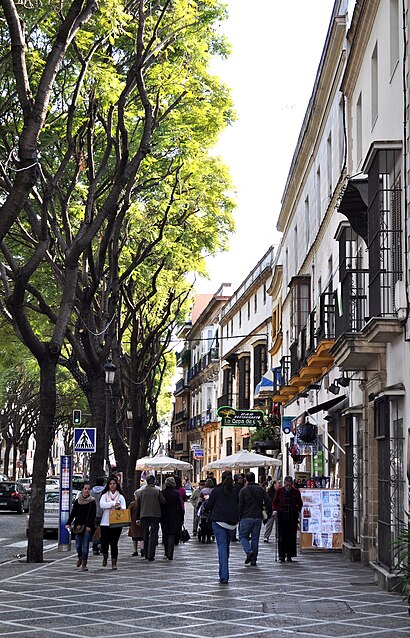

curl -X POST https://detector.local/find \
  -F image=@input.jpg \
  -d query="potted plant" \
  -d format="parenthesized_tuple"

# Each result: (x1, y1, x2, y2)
(393, 516, 410, 615)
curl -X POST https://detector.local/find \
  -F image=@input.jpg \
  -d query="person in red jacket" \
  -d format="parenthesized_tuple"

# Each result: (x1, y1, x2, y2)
(272, 476, 303, 562)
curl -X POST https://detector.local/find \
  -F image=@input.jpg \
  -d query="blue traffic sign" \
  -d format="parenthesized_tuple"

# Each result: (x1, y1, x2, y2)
(74, 428, 96, 453)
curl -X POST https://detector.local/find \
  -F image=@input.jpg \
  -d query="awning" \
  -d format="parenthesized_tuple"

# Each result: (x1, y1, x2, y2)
(338, 178, 368, 245)
(307, 395, 346, 415)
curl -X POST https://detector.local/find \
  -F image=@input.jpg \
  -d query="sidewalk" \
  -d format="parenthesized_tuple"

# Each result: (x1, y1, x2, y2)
(0, 515, 408, 638)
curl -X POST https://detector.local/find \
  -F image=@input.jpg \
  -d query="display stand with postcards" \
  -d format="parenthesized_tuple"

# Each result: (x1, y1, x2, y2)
(299, 488, 343, 550)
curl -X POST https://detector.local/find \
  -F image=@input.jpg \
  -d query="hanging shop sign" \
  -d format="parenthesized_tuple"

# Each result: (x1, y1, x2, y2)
(217, 406, 264, 428)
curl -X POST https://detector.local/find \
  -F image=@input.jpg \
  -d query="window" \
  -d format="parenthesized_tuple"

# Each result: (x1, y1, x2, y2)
(230, 320, 233, 336)
(327, 132, 332, 196)
(247, 299, 251, 320)
(239, 308, 242, 329)
(263, 282, 267, 305)
(254, 292, 258, 314)
(285, 248, 289, 286)
(305, 196, 310, 246)
(222, 368, 233, 405)
(226, 438, 233, 457)
(290, 276, 311, 341)
(390, 0, 399, 77)
(253, 343, 267, 390)
(238, 356, 250, 409)
(294, 226, 298, 272)
(339, 97, 345, 169)
(371, 43, 378, 126)
(316, 167, 321, 229)
(356, 93, 362, 167)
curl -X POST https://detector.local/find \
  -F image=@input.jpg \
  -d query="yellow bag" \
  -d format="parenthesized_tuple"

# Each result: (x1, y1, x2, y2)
(109, 508, 131, 528)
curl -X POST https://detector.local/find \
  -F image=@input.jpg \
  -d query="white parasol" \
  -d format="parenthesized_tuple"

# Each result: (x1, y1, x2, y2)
(136, 452, 193, 472)
(204, 449, 281, 470)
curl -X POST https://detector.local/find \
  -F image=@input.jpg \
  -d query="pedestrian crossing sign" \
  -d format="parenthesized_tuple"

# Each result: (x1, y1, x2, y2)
(74, 428, 96, 453)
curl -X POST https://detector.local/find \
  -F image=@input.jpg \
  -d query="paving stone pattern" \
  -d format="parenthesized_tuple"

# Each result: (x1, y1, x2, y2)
(0, 517, 408, 638)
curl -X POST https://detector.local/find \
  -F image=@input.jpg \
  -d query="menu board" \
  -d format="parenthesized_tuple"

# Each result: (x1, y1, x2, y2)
(299, 489, 343, 550)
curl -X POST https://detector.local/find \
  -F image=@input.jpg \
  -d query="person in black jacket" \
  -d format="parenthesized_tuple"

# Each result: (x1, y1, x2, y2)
(203, 470, 239, 584)
(161, 477, 183, 560)
(66, 482, 96, 572)
(238, 472, 272, 566)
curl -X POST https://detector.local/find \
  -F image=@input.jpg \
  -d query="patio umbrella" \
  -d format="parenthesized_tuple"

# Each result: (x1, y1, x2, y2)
(205, 449, 281, 471)
(136, 452, 193, 472)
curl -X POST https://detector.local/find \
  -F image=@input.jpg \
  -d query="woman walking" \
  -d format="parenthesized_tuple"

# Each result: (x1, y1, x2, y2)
(99, 475, 126, 570)
(161, 477, 183, 560)
(203, 470, 239, 584)
(66, 481, 96, 572)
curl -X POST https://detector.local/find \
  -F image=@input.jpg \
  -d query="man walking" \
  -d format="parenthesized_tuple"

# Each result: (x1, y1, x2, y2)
(238, 472, 272, 566)
(263, 479, 280, 543)
(136, 475, 165, 561)
(272, 476, 303, 562)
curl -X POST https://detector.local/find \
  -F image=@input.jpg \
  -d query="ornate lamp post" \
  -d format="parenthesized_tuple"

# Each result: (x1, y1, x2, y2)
(104, 361, 116, 473)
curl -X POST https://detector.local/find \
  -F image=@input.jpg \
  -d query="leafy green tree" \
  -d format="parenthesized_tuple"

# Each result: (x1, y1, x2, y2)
(0, 0, 234, 561)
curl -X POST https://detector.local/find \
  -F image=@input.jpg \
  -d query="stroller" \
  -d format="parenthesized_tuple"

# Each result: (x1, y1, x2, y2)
(197, 503, 213, 543)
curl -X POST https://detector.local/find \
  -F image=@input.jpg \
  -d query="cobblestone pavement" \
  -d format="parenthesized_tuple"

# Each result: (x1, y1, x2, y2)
(0, 515, 408, 638)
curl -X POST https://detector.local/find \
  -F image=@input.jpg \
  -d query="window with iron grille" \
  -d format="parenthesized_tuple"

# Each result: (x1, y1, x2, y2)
(368, 147, 402, 317)
(290, 276, 311, 341)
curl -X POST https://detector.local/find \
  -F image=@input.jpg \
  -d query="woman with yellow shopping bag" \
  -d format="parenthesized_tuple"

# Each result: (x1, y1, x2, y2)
(99, 476, 127, 570)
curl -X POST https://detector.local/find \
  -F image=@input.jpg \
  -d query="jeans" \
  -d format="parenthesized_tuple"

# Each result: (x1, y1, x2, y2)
(212, 522, 235, 583)
(239, 518, 262, 562)
(75, 530, 92, 560)
(141, 517, 160, 560)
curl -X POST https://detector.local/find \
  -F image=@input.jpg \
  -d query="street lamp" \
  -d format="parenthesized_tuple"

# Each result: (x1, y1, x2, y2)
(104, 361, 116, 473)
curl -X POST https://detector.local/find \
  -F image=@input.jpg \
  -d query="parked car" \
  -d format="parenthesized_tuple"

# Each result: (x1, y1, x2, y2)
(45, 477, 60, 491)
(26, 490, 77, 536)
(17, 477, 32, 495)
(0, 481, 30, 513)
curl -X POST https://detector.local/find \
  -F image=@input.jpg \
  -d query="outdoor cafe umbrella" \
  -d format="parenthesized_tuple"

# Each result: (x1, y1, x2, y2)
(136, 453, 193, 485)
(204, 449, 281, 471)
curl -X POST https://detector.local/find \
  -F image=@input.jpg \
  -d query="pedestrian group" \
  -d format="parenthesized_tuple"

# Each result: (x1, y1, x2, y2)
(67, 472, 303, 582)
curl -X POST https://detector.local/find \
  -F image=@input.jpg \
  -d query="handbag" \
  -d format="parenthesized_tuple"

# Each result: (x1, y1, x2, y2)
(109, 508, 131, 528)
(92, 525, 101, 541)
(73, 524, 85, 534)
(180, 526, 190, 543)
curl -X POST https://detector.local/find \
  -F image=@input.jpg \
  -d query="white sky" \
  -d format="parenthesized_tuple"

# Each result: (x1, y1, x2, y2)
(199, 0, 336, 294)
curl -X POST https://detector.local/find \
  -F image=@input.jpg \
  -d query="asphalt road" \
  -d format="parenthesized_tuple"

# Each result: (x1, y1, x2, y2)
(0, 510, 58, 563)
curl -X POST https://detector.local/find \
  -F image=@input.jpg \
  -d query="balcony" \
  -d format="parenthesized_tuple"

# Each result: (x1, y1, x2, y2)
(331, 265, 402, 370)
(174, 410, 188, 423)
(175, 378, 189, 395)
(188, 348, 220, 381)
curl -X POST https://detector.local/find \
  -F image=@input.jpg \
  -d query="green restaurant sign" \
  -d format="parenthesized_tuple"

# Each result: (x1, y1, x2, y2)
(217, 406, 265, 428)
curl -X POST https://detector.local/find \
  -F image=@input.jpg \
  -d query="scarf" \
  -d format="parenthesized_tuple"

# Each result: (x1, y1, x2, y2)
(77, 493, 95, 505)
(104, 490, 119, 503)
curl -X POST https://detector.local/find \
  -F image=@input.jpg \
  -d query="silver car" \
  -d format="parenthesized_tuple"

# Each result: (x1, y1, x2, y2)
(26, 490, 76, 536)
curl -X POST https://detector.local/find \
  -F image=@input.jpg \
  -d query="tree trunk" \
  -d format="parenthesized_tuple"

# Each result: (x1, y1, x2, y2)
(88, 375, 106, 486)
(12, 443, 17, 480)
(27, 351, 57, 562)
(3, 440, 12, 478)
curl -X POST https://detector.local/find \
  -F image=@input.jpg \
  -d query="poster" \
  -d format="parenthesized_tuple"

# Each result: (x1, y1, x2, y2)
(300, 489, 342, 549)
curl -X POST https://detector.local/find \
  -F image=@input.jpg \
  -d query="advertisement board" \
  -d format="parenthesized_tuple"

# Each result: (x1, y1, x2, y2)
(299, 488, 343, 550)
